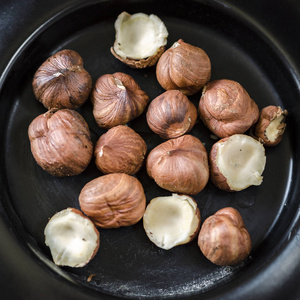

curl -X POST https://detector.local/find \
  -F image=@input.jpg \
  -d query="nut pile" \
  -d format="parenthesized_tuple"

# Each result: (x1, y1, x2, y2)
(28, 12, 288, 269)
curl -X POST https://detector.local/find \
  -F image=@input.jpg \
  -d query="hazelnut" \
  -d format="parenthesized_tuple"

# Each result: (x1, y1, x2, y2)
(32, 49, 92, 109)
(94, 125, 147, 175)
(44, 208, 100, 268)
(79, 173, 146, 228)
(91, 72, 149, 128)
(209, 134, 266, 192)
(199, 79, 259, 138)
(253, 105, 288, 146)
(146, 90, 198, 139)
(198, 207, 251, 266)
(28, 109, 93, 176)
(111, 12, 168, 68)
(156, 39, 211, 95)
(146, 135, 209, 195)
(143, 193, 201, 250)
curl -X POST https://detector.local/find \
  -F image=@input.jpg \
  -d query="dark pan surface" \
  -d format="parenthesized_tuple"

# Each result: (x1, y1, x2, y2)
(0, 0, 300, 299)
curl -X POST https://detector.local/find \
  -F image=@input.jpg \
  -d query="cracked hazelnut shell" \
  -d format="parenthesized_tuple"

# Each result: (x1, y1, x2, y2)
(44, 208, 100, 268)
(198, 207, 251, 266)
(28, 109, 93, 176)
(143, 193, 201, 250)
(156, 39, 211, 95)
(209, 134, 266, 192)
(199, 79, 259, 138)
(91, 72, 149, 128)
(253, 105, 288, 146)
(94, 125, 147, 175)
(146, 90, 197, 139)
(146, 135, 209, 195)
(79, 173, 146, 228)
(111, 12, 168, 68)
(32, 49, 92, 109)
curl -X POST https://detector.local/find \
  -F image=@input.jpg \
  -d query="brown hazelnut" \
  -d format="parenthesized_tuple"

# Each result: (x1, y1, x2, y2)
(32, 49, 92, 109)
(156, 39, 211, 95)
(44, 208, 100, 268)
(146, 135, 209, 195)
(79, 173, 146, 228)
(199, 79, 259, 138)
(146, 90, 198, 139)
(209, 134, 266, 192)
(143, 193, 201, 250)
(253, 105, 288, 146)
(91, 72, 149, 128)
(198, 207, 252, 266)
(28, 109, 93, 176)
(111, 12, 168, 68)
(94, 125, 147, 175)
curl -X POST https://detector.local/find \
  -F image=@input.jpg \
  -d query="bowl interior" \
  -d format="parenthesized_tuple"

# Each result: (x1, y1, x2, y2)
(0, 0, 299, 298)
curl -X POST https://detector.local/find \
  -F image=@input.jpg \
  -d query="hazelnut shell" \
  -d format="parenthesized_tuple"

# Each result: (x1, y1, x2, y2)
(111, 12, 168, 69)
(209, 134, 266, 192)
(143, 194, 201, 250)
(44, 208, 100, 268)
(111, 46, 166, 69)
(253, 105, 288, 146)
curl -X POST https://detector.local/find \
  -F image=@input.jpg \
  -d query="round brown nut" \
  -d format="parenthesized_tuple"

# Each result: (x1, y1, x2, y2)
(146, 90, 198, 139)
(198, 207, 252, 266)
(156, 39, 211, 95)
(254, 105, 288, 146)
(94, 125, 147, 175)
(146, 135, 209, 195)
(199, 79, 259, 138)
(91, 72, 149, 128)
(32, 49, 92, 109)
(28, 109, 93, 176)
(79, 173, 146, 228)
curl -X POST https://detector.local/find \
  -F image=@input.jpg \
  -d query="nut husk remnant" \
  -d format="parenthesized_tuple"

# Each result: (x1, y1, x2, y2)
(44, 208, 100, 268)
(111, 12, 168, 68)
(253, 105, 288, 146)
(209, 134, 266, 192)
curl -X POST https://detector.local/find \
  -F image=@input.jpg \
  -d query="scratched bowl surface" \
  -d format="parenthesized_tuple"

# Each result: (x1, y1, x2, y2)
(0, 0, 300, 299)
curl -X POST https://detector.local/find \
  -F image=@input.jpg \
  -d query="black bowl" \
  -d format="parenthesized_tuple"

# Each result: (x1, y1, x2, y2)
(0, 0, 300, 299)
